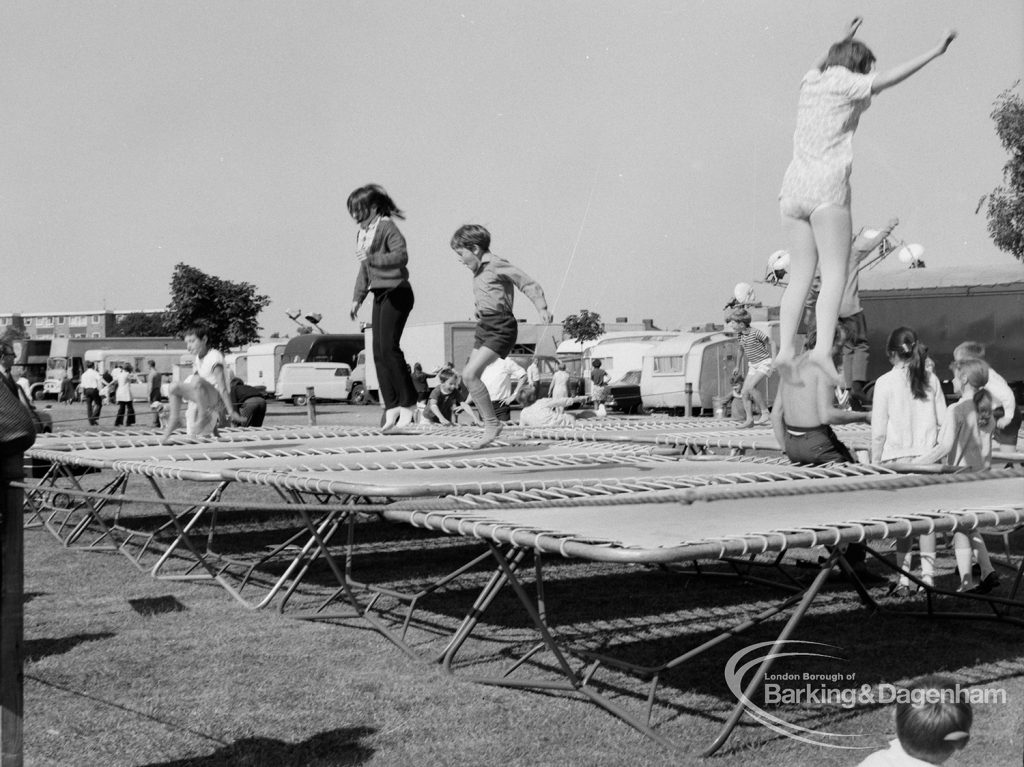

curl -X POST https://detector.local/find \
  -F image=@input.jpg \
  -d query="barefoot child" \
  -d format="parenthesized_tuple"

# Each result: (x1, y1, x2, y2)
(727, 308, 775, 427)
(451, 224, 554, 448)
(776, 17, 955, 384)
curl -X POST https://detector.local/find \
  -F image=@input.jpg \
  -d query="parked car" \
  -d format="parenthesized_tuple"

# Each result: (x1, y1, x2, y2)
(607, 370, 645, 414)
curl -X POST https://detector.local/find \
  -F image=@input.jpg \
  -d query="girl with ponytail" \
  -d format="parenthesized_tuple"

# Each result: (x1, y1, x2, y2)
(870, 326, 946, 596)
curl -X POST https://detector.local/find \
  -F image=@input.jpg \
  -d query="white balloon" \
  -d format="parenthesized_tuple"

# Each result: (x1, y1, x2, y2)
(861, 228, 879, 239)
(734, 282, 756, 303)
(908, 243, 925, 258)
(897, 246, 915, 264)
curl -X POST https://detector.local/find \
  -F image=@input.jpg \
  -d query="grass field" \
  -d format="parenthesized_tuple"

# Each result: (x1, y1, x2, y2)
(14, 402, 1024, 766)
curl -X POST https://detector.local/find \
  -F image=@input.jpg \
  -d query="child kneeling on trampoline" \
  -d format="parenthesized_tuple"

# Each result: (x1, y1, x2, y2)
(857, 675, 971, 766)
(161, 375, 243, 443)
(517, 388, 599, 428)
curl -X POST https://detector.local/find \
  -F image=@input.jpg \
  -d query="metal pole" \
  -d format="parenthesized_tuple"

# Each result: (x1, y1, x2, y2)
(1, 453, 25, 767)
(305, 387, 316, 426)
(684, 383, 693, 418)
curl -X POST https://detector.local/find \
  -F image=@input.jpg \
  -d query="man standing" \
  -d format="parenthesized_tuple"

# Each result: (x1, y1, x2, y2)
(475, 357, 528, 423)
(147, 360, 163, 427)
(80, 361, 104, 426)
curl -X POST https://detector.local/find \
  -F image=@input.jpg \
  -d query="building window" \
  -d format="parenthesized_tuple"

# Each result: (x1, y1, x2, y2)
(0, 318, 7, 326)
(92, 315, 100, 323)
(25, 318, 32, 326)
(57, 316, 65, 324)
(91, 332, 101, 338)
(70, 315, 87, 326)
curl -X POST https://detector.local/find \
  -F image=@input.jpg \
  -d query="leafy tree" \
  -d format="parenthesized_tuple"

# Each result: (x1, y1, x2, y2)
(980, 82, 1024, 262)
(165, 263, 271, 351)
(111, 312, 174, 337)
(0, 325, 28, 347)
(562, 309, 605, 344)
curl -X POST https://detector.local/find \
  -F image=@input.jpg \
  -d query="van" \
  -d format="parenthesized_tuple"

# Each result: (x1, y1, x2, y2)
(276, 362, 352, 405)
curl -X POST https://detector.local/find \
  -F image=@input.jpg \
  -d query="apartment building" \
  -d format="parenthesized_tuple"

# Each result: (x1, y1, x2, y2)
(0, 310, 165, 339)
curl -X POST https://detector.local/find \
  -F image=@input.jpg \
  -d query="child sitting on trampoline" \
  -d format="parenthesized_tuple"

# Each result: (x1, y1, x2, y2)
(857, 674, 971, 766)
(451, 224, 554, 447)
(517, 388, 598, 428)
(915, 357, 999, 593)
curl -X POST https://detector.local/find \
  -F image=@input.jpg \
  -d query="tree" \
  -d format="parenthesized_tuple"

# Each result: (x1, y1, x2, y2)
(111, 312, 174, 337)
(981, 82, 1024, 263)
(165, 263, 271, 351)
(562, 309, 605, 344)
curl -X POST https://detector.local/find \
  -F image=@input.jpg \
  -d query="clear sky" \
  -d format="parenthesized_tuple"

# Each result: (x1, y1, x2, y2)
(3, 1, 1021, 338)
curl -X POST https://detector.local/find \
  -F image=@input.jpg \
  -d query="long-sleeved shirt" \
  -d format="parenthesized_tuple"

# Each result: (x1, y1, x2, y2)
(984, 366, 1016, 430)
(472, 254, 548, 317)
(352, 217, 410, 304)
(870, 365, 945, 462)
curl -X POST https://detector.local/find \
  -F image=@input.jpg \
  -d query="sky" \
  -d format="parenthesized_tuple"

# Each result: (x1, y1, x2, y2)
(2, 1, 1021, 338)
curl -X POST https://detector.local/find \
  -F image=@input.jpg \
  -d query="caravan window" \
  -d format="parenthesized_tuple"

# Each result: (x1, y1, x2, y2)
(652, 355, 685, 374)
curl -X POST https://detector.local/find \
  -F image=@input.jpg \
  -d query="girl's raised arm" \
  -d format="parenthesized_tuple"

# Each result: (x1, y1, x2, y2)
(813, 17, 862, 70)
(871, 30, 956, 94)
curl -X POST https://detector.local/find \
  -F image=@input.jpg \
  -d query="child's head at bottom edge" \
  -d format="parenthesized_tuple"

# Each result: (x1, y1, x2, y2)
(895, 675, 972, 764)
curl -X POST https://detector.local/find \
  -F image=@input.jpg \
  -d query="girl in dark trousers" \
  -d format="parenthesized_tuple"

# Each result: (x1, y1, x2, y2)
(348, 184, 417, 431)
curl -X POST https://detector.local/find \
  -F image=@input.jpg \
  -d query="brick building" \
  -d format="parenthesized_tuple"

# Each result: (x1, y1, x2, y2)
(0, 310, 165, 339)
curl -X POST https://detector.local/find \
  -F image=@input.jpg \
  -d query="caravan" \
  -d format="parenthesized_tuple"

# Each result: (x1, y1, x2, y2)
(639, 330, 739, 414)
(581, 331, 678, 394)
(232, 342, 287, 394)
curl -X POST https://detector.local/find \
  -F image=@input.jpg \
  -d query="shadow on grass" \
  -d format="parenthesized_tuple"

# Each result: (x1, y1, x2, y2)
(25, 631, 115, 661)
(140, 726, 376, 767)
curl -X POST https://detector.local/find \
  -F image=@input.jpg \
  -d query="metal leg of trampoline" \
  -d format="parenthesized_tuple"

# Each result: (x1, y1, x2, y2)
(702, 551, 837, 757)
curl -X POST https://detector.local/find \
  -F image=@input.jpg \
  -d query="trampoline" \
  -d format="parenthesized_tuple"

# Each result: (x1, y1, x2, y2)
(19, 424, 1024, 755)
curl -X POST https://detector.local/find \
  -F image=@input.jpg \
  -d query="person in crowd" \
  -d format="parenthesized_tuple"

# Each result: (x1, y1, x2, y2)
(870, 327, 945, 596)
(469, 356, 527, 423)
(770, 326, 880, 583)
(0, 342, 36, 458)
(450, 224, 553, 447)
(916, 357, 999, 593)
(775, 17, 955, 385)
(590, 359, 609, 416)
(79, 360, 104, 426)
(113, 363, 136, 427)
(14, 367, 30, 401)
(549, 361, 570, 400)
(230, 377, 267, 428)
(856, 675, 971, 767)
(727, 308, 775, 427)
(526, 356, 541, 393)
(952, 340, 1019, 446)
(411, 362, 434, 405)
(107, 365, 121, 404)
(147, 359, 163, 427)
(517, 388, 598, 428)
(348, 184, 417, 432)
(423, 368, 472, 426)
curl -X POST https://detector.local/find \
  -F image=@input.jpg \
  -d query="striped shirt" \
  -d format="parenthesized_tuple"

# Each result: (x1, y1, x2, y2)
(738, 327, 771, 366)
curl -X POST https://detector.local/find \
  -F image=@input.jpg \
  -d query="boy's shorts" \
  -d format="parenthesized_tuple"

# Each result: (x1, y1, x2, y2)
(746, 360, 772, 378)
(474, 312, 518, 358)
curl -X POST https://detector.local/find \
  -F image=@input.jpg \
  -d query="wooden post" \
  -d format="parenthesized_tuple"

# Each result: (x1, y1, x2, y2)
(684, 383, 693, 418)
(1, 452, 25, 767)
(305, 387, 316, 426)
